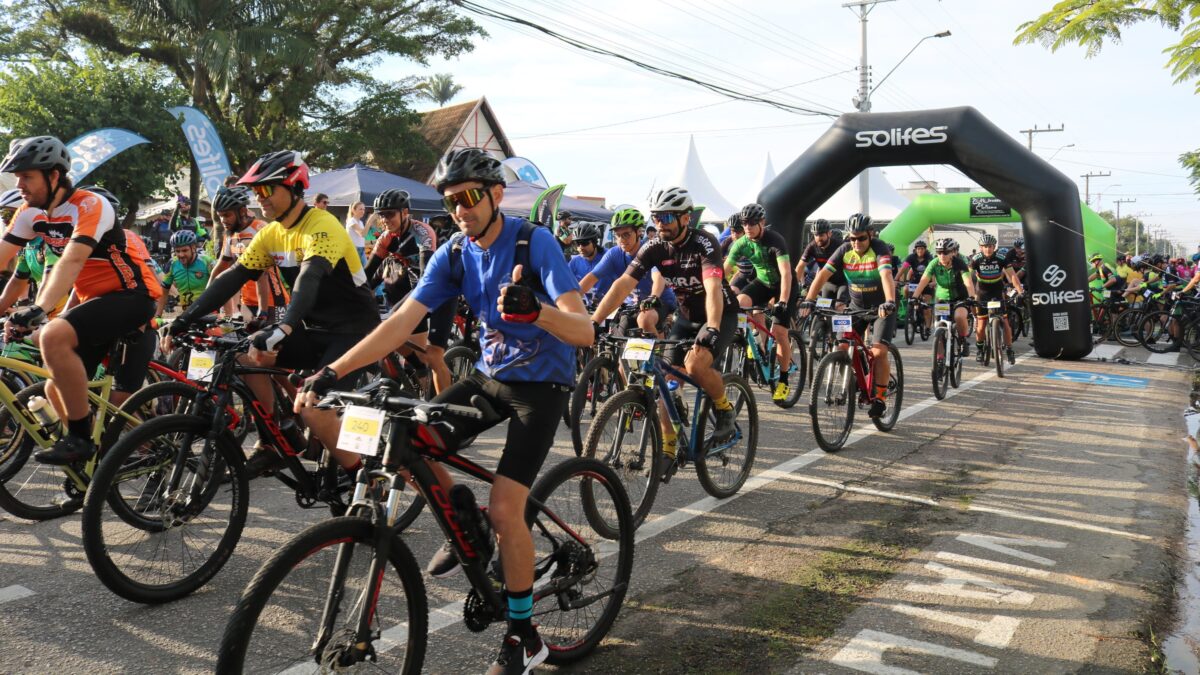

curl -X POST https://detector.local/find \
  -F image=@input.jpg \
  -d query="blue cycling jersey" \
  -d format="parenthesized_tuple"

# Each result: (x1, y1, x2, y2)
(590, 242, 677, 309)
(569, 252, 608, 300)
(413, 216, 581, 386)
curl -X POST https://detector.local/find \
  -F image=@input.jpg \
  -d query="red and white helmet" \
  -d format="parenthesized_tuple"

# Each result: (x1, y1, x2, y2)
(238, 150, 309, 189)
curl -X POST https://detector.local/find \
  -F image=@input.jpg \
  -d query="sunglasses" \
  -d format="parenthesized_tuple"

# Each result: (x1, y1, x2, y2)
(650, 212, 678, 224)
(250, 184, 276, 199)
(744, 219, 763, 227)
(379, 209, 399, 219)
(443, 187, 487, 212)
(848, 234, 870, 242)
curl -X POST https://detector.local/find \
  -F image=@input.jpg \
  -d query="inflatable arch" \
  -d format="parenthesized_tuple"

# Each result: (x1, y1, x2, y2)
(878, 192, 1116, 265)
(759, 106, 1092, 359)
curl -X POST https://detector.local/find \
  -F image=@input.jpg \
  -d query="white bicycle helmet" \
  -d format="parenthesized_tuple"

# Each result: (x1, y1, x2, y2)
(648, 186, 693, 213)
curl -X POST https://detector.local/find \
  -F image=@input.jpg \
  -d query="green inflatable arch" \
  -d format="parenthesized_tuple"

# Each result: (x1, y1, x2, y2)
(878, 192, 1116, 265)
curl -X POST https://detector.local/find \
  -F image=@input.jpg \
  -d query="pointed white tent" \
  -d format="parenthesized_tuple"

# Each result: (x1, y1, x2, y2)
(670, 136, 737, 222)
(810, 168, 911, 221)
(746, 153, 776, 206)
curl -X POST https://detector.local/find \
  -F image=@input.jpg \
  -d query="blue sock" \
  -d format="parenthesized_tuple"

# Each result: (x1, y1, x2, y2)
(506, 587, 534, 637)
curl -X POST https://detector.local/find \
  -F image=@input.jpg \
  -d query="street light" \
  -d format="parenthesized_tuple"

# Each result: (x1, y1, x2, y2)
(869, 31, 952, 99)
(1048, 143, 1075, 161)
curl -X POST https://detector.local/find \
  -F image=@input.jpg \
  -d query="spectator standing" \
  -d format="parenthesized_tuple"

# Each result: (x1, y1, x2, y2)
(313, 193, 330, 210)
(346, 201, 367, 265)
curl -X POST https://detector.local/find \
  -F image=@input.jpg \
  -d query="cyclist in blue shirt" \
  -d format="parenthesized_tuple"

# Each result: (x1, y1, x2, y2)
(580, 208, 676, 336)
(567, 221, 608, 302)
(296, 148, 592, 675)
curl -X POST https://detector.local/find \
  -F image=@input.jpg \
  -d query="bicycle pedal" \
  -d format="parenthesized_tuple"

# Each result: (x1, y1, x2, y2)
(659, 458, 679, 484)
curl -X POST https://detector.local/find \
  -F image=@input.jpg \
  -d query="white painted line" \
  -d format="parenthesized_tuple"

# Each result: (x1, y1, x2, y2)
(1146, 351, 1180, 366)
(0, 585, 34, 604)
(779, 473, 940, 507)
(1089, 344, 1124, 360)
(964, 504, 1153, 541)
(906, 561, 1035, 605)
(881, 602, 1020, 648)
(956, 534, 1064, 567)
(828, 628, 997, 674)
(934, 552, 1050, 579)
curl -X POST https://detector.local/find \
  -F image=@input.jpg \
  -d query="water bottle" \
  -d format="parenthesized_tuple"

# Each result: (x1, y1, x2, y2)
(278, 417, 307, 455)
(449, 484, 495, 563)
(27, 395, 58, 429)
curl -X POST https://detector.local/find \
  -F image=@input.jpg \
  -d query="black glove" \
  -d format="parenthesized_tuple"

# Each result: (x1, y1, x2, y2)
(500, 284, 541, 324)
(246, 313, 270, 333)
(301, 366, 339, 399)
(250, 324, 288, 352)
(879, 301, 896, 315)
(9, 305, 47, 331)
(771, 301, 790, 323)
(592, 320, 605, 342)
(694, 326, 721, 352)
(639, 296, 661, 311)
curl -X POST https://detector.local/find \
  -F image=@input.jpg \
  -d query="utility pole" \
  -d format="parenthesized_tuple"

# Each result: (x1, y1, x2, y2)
(1079, 170, 1111, 206)
(1114, 198, 1136, 255)
(845, 0, 895, 216)
(1019, 123, 1064, 151)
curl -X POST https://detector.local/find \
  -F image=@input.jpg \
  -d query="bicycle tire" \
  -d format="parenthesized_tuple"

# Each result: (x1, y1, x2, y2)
(1113, 308, 1144, 347)
(1139, 310, 1180, 353)
(810, 350, 854, 453)
(528, 457, 634, 664)
(695, 373, 757, 496)
(981, 326, 992, 367)
(1183, 315, 1200, 361)
(0, 381, 83, 520)
(931, 327, 948, 400)
(904, 313, 915, 345)
(581, 387, 660, 533)
(872, 343, 903, 432)
(570, 355, 624, 457)
(81, 414, 248, 603)
(949, 334, 963, 389)
(99, 380, 205, 453)
(217, 516, 427, 674)
(992, 319, 1005, 378)
(0, 378, 40, 483)
(779, 330, 806, 407)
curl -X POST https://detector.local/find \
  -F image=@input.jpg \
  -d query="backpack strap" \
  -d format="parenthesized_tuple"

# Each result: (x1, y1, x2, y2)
(448, 232, 467, 287)
(447, 220, 545, 296)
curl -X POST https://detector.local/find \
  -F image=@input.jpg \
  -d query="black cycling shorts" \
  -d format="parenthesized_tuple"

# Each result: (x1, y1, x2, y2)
(275, 326, 373, 389)
(666, 308, 738, 368)
(974, 285, 1007, 317)
(431, 371, 569, 488)
(111, 328, 156, 393)
(730, 271, 753, 293)
(849, 304, 897, 345)
(616, 303, 669, 335)
(426, 298, 458, 349)
(60, 291, 156, 380)
(820, 281, 850, 306)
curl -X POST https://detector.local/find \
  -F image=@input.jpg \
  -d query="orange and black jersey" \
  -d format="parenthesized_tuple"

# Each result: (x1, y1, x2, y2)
(4, 189, 162, 303)
(221, 218, 289, 309)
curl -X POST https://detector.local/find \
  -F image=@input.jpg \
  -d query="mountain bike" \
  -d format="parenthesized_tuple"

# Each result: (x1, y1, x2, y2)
(798, 297, 838, 388)
(903, 285, 931, 345)
(979, 299, 1007, 378)
(217, 382, 634, 673)
(930, 300, 971, 400)
(570, 325, 634, 456)
(731, 306, 805, 408)
(581, 336, 757, 531)
(808, 307, 903, 452)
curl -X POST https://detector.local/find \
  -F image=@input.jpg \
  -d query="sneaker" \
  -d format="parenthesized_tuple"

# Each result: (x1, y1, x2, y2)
(712, 406, 736, 441)
(34, 435, 95, 465)
(960, 341, 970, 358)
(245, 446, 285, 478)
(487, 631, 548, 675)
(772, 381, 790, 402)
(868, 398, 886, 418)
(1006, 347, 1016, 364)
(1164, 343, 1182, 353)
(426, 541, 461, 578)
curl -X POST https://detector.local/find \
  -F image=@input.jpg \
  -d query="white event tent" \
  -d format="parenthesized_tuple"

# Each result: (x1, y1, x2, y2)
(808, 168, 911, 221)
(668, 136, 737, 222)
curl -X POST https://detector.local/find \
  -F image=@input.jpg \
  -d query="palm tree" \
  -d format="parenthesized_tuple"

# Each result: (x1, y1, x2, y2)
(418, 73, 464, 107)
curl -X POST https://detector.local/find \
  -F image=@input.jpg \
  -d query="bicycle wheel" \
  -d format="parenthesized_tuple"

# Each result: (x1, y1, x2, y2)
(810, 350, 855, 453)
(81, 414, 249, 603)
(991, 319, 1005, 378)
(217, 516, 427, 674)
(904, 312, 916, 345)
(1113, 308, 1144, 347)
(779, 330, 806, 407)
(0, 379, 39, 483)
(99, 380, 206, 453)
(1183, 316, 1200, 361)
(1139, 310, 1180, 353)
(581, 387, 660, 533)
(0, 382, 82, 520)
(872, 343, 903, 432)
(949, 335, 963, 389)
(1006, 307, 1023, 340)
(981, 327, 992, 368)
(695, 373, 757, 498)
(931, 327, 948, 401)
(527, 458, 634, 664)
(443, 344, 477, 383)
(570, 355, 624, 457)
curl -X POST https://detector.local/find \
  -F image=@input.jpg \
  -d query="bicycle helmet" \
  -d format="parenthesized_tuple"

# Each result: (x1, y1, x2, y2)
(433, 148, 505, 193)
(979, 233, 997, 247)
(739, 202, 765, 224)
(913, 239, 927, 249)
(0, 188, 24, 210)
(0, 136, 70, 174)
(610, 208, 645, 230)
(949, 240, 961, 252)
(934, 238, 956, 253)
(572, 222, 603, 244)
(846, 212, 873, 234)
(1089, 252, 1103, 262)
(213, 185, 251, 213)
(557, 210, 572, 221)
(1013, 237, 1024, 248)
(1130, 254, 1146, 267)
(1151, 253, 1165, 265)
(374, 188, 411, 211)
(77, 185, 120, 212)
(648, 186, 693, 213)
(1192, 252, 1200, 264)
(238, 150, 310, 189)
(171, 230, 198, 248)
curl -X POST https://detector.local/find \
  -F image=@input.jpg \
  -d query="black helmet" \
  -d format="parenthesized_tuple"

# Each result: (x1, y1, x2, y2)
(913, 239, 927, 249)
(979, 233, 997, 246)
(77, 185, 119, 212)
(739, 203, 765, 224)
(434, 148, 505, 193)
(810, 218, 831, 235)
(374, 188, 411, 211)
(0, 136, 70, 174)
(846, 213, 873, 234)
(213, 185, 251, 213)
(726, 213, 744, 232)
(572, 222, 603, 243)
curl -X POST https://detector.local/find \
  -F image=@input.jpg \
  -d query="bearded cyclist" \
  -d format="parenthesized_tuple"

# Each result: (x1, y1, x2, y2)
(799, 213, 895, 418)
(210, 185, 289, 323)
(723, 202, 798, 402)
(578, 208, 675, 336)
(161, 230, 214, 310)
(795, 218, 847, 308)
(971, 234, 1023, 364)
(591, 186, 741, 476)
(913, 238, 977, 357)
(567, 222, 608, 303)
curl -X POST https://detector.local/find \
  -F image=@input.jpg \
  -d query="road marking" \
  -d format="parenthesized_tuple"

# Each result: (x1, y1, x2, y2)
(1089, 344, 1123, 360)
(934, 552, 1050, 579)
(779, 473, 939, 506)
(964, 504, 1153, 541)
(1044, 369, 1149, 389)
(906, 561, 1035, 604)
(956, 534, 1063, 566)
(0, 585, 34, 604)
(1146, 351, 1180, 366)
(969, 388, 1129, 411)
(881, 603, 1020, 648)
(829, 629, 997, 674)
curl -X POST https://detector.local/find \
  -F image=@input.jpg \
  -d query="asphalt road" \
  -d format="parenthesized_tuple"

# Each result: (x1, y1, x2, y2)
(0, 334, 1191, 674)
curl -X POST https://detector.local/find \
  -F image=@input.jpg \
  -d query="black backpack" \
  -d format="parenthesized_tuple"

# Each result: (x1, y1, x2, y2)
(448, 219, 545, 296)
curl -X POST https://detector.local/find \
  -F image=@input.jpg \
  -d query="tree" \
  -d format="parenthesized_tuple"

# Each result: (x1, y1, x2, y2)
(1015, 1, 1200, 192)
(418, 73, 465, 107)
(0, 56, 188, 226)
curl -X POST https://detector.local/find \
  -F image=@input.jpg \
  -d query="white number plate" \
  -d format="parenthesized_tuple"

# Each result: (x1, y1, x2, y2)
(186, 350, 217, 382)
(831, 315, 853, 334)
(816, 297, 833, 309)
(737, 314, 748, 332)
(1144, 289, 1153, 298)
(622, 338, 655, 361)
(336, 405, 387, 456)
(907, 283, 918, 292)
(987, 300, 1001, 310)
(935, 302, 950, 320)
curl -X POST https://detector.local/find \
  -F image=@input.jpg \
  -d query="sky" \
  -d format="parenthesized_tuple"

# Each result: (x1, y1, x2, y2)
(399, 0, 1199, 249)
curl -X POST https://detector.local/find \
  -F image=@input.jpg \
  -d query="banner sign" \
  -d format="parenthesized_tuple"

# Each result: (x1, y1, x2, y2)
(65, 128, 150, 183)
(167, 106, 232, 200)
(969, 196, 1011, 218)
(502, 156, 549, 188)
(531, 184, 566, 233)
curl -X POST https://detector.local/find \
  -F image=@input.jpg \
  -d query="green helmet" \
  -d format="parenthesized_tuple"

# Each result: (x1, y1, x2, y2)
(610, 208, 645, 230)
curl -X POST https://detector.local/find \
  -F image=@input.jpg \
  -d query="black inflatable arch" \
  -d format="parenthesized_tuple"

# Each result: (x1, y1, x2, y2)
(759, 106, 1090, 360)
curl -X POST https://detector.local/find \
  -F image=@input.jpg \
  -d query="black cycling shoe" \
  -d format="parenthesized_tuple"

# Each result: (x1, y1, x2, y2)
(712, 406, 737, 441)
(487, 630, 548, 675)
(660, 455, 679, 484)
(1006, 347, 1016, 364)
(245, 446, 285, 478)
(960, 341, 970, 358)
(34, 435, 95, 465)
(868, 398, 886, 418)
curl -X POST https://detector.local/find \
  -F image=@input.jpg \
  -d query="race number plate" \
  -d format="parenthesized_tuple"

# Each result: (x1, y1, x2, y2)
(336, 405, 386, 456)
(907, 283, 918, 293)
(831, 315, 853, 334)
(737, 314, 748, 332)
(186, 350, 217, 383)
(935, 302, 951, 321)
(1144, 289, 1153, 299)
(622, 338, 655, 361)
(816, 297, 833, 309)
(987, 301, 1001, 310)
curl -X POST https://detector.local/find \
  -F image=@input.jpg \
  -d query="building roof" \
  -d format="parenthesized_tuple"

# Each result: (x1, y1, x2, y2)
(405, 97, 515, 184)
